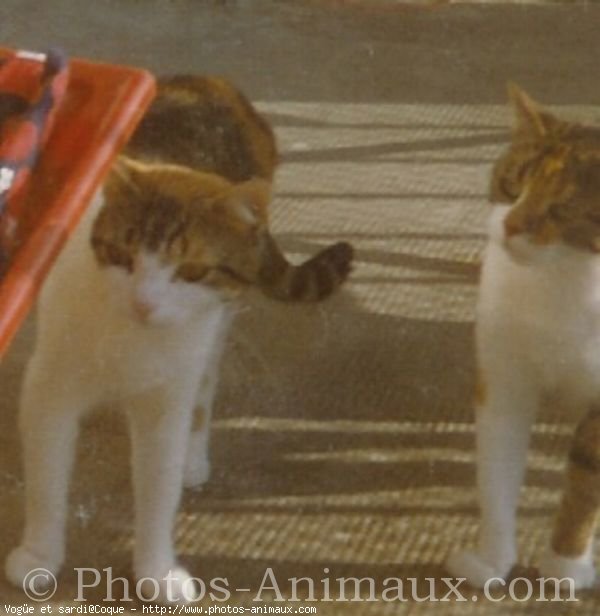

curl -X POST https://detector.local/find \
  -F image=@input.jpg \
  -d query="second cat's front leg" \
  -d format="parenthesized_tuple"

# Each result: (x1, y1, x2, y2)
(446, 364, 539, 588)
(184, 364, 220, 490)
(5, 363, 83, 592)
(538, 408, 600, 589)
(127, 387, 199, 604)
(184, 313, 231, 490)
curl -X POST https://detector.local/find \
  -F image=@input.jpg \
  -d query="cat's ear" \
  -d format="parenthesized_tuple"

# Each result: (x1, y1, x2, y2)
(225, 178, 271, 228)
(104, 155, 146, 201)
(508, 82, 559, 138)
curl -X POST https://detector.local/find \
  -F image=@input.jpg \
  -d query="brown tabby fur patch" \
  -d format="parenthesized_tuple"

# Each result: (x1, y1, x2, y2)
(127, 76, 278, 184)
(94, 159, 269, 294)
(92, 76, 353, 301)
(551, 410, 600, 558)
(491, 84, 600, 252)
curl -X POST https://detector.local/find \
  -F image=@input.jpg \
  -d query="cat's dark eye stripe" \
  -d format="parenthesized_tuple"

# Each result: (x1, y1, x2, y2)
(93, 239, 134, 272)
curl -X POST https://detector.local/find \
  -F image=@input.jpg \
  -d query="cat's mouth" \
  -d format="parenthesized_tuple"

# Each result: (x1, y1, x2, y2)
(493, 207, 556, 265)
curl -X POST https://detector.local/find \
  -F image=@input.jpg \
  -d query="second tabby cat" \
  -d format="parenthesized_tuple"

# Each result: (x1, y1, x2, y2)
(5, 76, 353, 603)
(447, 84, 600, 589)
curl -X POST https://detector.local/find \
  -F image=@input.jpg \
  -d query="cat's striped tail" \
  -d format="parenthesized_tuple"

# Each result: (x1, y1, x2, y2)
(257, 233, 353, 302)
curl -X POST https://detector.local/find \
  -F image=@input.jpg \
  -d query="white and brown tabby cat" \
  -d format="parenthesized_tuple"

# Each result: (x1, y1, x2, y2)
(447, 84, 600, 589)
(5, 75, 353, 603)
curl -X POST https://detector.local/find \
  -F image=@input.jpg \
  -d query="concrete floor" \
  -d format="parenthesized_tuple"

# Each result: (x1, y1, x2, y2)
(1, 1, 600, 613)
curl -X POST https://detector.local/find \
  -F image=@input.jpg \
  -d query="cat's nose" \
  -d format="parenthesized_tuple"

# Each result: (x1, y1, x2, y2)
(132, 298, 155, 322)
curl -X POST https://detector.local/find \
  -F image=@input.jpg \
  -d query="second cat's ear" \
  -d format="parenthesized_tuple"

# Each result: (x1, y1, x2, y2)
(508, 82, 559, 138)
(226, 178, 271, 228)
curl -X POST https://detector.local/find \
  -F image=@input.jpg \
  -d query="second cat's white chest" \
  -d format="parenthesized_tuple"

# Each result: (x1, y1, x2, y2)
(478, 208, 600, 401)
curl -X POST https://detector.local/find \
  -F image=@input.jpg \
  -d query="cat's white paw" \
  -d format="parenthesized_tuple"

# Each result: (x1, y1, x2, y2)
(538, 551, 596, 590)
(184, 439, 211, 489)
(445, 549, 514, 589)
(137, 566, 201, 604)
(5, 545, 61, 593)
(183, 456, 210, 489)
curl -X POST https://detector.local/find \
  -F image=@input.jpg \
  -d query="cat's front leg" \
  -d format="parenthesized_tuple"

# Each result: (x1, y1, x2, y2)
(5, 364, 82, 592)
(538, 408, 600, 589)
(184, 411, 211, 490)
(446, 366, 539, 588)
(184, 316, 230, 491)
(127, 388, 200, 605)
(184, 366, 221, 490)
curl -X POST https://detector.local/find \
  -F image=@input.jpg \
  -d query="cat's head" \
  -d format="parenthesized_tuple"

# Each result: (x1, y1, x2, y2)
(91, 156, 270, 326)
(490, 84, 600, 262)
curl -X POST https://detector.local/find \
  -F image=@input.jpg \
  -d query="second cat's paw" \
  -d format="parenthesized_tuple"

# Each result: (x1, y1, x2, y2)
(137, 566, 201, 604)
(183, 453, 211, 490)
(184, 438, 211, 490)
(5, 545, 61, 594)
(445, 550, 514, 589)
(538, 551, 596, 590)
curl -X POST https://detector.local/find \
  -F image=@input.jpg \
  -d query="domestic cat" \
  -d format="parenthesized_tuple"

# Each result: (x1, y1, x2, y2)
(446, 84, 600, 590)
(5, 75, 353, 603)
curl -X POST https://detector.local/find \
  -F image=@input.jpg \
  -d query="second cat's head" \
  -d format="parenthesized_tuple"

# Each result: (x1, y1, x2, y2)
(91, 157, 269, 326)
(490, 84, 600, 263)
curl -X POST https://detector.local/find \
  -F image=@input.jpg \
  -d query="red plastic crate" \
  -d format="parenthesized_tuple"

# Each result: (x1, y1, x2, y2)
(0, 50, 156, 358)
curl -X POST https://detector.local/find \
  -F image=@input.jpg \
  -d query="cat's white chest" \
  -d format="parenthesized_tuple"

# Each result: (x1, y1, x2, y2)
(478, 208, 600, 400)
(91, 310, 221, 394)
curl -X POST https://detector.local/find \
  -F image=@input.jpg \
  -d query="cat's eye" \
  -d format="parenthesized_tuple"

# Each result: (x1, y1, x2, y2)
(174, 263, 210, 282)
(216, 265, 248, 283)
(499, 159, 536, 201)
